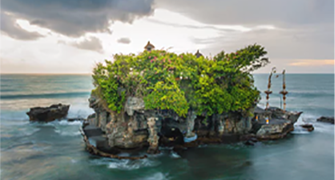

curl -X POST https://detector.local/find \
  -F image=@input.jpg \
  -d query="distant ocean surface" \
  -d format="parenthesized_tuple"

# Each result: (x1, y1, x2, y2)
(1, 74, 334, 180)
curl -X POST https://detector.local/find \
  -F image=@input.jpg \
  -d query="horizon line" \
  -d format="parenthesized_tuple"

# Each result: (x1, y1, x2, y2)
(0, 72, 334, 75)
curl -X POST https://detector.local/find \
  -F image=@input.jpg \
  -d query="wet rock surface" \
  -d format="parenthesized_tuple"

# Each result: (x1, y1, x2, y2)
(317, 116, 334, 124)
(300, 124, 315, 132)
(252, 107, 302, 140)
(27, 104, 70, 122)
(83, 95, 303, 156)
(254, 119, 293, 140)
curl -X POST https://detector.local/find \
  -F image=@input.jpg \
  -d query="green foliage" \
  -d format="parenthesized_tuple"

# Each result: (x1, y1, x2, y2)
(91, 44, 268, 117)
(144, 77, 188, 117)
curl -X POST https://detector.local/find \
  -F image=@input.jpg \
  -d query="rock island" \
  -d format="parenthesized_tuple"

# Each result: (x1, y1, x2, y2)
(81, 42, 303, 159)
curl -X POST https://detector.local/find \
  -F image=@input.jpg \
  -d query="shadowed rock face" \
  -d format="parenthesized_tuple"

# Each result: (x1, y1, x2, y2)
(87, 95, 256, 153)
(26, 104, 70, 122)
(86, 95, 303, 155)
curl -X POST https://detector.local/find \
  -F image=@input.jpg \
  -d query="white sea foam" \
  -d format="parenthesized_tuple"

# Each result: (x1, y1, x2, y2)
(170, 151, 181, 158)
(52, 120, 82, 137)
(298, 114, 319, 123)
(89, 158, 161, 170)
(295, 113, 334, 134)
(291, 130, 311, 135)
(55, 129, 81, 136)
(291, 124, 311, 135)
(107, 158, 161, 170)
(313, 122, 334, 134)
(67, 103, 94, 119)
(138, 172, 169, 180)
(58, 120, 82, 126)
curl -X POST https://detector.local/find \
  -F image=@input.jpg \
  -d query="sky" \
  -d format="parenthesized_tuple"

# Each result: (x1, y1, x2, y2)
(0, 0, 334, 74)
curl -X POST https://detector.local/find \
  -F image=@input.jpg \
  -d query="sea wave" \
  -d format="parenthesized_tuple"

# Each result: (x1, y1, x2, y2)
(170, 151, 181, 158)
(55, 129, 81, 136)
(58, 120, 83, 126)
(312, 122, 335, 134)
(0, 91, 90, 100)
(33, 120, 83, 129)
(90, 158, 161, 170)
(107, 158, 161, 170)
(138, 172, 170, 180)
(291, 125, 311, 135)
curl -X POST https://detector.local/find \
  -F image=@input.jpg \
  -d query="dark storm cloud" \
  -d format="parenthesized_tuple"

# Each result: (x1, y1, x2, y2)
(1, 0, 155, 38)
(117, 37, 131, 44)
(0, 12, 43, 40)
(71, 37, 104, 53)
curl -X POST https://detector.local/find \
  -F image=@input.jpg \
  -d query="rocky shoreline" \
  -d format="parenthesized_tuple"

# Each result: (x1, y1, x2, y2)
(80, 95, 304, 157)
(25, 101, 334, 159)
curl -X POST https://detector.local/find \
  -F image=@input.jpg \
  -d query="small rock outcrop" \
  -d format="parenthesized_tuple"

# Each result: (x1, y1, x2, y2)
(27, 104, 70, 122)
(300, 124, 314, 132)
(317, 116, 334, 124)
(251, 107, 302, 140)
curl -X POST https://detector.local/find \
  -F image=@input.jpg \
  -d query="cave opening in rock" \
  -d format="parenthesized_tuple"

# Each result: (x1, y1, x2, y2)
(159, 118, 185, 146)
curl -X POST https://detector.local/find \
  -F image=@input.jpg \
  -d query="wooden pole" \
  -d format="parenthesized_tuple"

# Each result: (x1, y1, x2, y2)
(279, 70, 288, 112)
(265, 68, 276, 110)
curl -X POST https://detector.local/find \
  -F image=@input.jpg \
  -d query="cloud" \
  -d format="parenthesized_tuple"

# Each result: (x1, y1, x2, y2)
(197, 25, 334, 60)
(147, 19, 246, 32)
(157, 0, 334, 26)
(0, 12, 43, 40)
(289, 59, 334, 66)
(71, 37, 103, 53)
(1, 0, 155, 38)
(0, 35, 105, 74)
(117, 37, 131, 44)
(156, 0, 334, 61)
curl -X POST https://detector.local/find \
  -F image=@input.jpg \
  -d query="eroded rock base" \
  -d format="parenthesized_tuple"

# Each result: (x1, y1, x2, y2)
(83, 96, 303, 158)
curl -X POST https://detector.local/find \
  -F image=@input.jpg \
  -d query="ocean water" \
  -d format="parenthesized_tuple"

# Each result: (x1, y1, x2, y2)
(0, 74, 334, 180)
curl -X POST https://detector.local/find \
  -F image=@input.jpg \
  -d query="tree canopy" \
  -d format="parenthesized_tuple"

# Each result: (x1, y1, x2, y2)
(92, 44, 269, 117)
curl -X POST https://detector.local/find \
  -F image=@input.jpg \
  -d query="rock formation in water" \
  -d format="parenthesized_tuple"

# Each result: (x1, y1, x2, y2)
(87, 95, 250, 153)
(27, 104, 70, 122)
(251, 107, 302, 140)
(82, 43, 303, 155)
(317, 116, 334, 124)
(85, 94, 302, 154)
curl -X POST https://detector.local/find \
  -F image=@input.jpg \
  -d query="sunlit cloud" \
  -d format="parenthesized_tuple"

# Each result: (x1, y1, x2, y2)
(289, 59, 334, 66)
(0, 2, 333, 74)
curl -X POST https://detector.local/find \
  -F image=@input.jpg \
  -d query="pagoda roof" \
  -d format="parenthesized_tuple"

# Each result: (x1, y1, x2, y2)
(144, 41, 155, 49)
(195, 50, 203, 57)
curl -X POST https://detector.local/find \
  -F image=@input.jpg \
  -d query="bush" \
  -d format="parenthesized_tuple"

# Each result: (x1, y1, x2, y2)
(92, 44, 269, 116)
